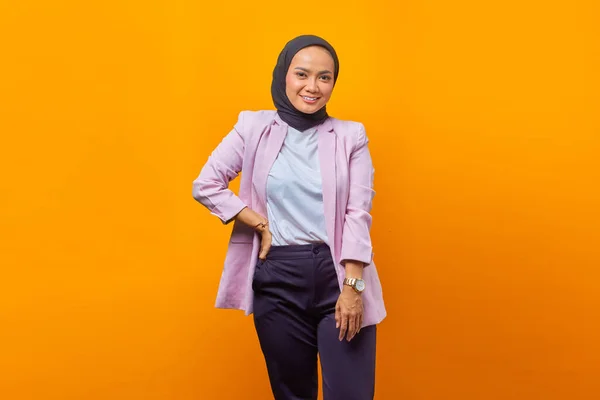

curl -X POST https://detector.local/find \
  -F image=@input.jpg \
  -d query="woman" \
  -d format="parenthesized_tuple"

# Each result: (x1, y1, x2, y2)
(192, 35, 386, 400)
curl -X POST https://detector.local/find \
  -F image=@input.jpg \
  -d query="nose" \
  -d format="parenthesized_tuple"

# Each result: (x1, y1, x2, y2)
(305, 77, 319, 93)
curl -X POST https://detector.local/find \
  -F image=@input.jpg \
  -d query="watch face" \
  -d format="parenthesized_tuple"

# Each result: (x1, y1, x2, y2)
(355, 279, 366, 292)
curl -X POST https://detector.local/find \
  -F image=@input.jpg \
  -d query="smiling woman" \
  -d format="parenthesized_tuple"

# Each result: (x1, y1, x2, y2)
(192, 35, 385, 400)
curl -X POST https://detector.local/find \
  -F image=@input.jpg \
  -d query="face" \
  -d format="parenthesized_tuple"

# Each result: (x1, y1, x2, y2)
(285, 46, 335, 114)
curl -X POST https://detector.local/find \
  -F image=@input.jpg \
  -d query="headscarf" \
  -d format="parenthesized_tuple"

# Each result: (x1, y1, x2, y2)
(271, 35, 339, 132)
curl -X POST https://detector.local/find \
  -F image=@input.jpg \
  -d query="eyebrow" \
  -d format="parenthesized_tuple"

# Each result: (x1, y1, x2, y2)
(294, 67, 333, 75)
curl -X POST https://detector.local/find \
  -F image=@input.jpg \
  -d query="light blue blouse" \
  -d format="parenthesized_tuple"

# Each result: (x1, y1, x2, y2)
(266, 126, 329, 246)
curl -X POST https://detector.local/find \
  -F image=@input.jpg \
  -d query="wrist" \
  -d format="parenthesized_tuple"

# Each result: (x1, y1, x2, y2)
(254, 220, 269, 234)
(343, 276, 366, 294)
(343, 260, 364, 280)
(342, 285, 361, 295)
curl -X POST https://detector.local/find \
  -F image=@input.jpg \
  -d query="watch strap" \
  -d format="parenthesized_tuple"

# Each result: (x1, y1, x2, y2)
(343, 277, 357, 287)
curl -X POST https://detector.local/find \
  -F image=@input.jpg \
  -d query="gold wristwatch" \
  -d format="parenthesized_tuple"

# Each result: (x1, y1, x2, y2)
(343, 277, 366, 294)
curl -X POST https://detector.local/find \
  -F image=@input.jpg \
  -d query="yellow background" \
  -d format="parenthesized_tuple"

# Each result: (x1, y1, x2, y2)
(1, 0, 599, 399)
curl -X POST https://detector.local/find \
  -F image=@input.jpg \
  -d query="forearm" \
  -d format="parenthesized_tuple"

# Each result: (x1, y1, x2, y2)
(234, 207, 268, 231)
(343, 260, 364, 279)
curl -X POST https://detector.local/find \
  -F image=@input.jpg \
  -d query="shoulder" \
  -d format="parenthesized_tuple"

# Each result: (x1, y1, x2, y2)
(234, 110, 277, 136)
(329, 117, 368, 147)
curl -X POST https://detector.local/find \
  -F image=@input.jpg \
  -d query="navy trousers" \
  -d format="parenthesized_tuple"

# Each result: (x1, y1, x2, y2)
(252, 243, 376, 400)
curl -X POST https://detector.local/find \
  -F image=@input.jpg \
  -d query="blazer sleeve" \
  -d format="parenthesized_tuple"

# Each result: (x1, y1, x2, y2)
(192, 112, 248, 224)
(340, 123, 376, 266)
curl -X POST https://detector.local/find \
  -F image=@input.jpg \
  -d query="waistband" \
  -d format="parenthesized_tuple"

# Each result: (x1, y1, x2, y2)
(265, 242, 332, 260)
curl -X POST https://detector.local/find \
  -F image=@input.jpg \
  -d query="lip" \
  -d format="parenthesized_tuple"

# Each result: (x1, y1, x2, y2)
(300, 95, 320, 104)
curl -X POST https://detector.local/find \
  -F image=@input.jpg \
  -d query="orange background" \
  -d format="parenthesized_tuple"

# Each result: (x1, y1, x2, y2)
(1, 0, 599, 399)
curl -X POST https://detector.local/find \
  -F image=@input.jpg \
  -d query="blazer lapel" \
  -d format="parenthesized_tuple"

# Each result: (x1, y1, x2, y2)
(252, 116, 287, 215)
(317, 118, 337, 245)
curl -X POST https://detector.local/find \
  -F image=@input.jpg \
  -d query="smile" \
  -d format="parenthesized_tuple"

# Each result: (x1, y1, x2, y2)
(301, 96, 319, 102)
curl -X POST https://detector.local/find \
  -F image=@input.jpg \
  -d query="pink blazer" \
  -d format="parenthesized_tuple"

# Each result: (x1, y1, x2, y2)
(193, 110, 386, 327)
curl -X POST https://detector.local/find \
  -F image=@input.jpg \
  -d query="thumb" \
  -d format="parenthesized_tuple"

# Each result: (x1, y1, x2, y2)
(335, 305, 341, 329)
(259, 242, 269, 259)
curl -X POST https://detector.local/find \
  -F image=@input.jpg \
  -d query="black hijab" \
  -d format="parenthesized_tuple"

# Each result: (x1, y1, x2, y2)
(271, 35, 339, 132)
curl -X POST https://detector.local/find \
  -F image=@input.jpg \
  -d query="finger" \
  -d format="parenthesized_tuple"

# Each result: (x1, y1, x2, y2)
(350, 312, 362, 341)
(357, 313, 363, 335)
(347, 314, 356, 341)
(335, 304, 341, 329)
(339, 313, 348, 341)
(259, 237, 271, 260)
(259, 243, 269, 259)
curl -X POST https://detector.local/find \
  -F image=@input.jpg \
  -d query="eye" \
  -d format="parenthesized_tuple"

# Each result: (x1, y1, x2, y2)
(295, 72, 307, 78)
(320, 75, 332, 81)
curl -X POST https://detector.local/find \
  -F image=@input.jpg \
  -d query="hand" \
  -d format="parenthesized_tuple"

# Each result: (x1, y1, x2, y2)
(233, 209, 271, 259)
(258, 227, 272, 260)
(335, 286, 364, 342)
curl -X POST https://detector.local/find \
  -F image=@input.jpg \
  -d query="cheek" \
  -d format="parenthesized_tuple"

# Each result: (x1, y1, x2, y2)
(320, 85, 334, 100)
(285, 76, 299, 93)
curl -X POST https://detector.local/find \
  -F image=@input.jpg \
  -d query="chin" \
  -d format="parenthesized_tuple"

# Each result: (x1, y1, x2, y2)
(296, 103, 322, 114)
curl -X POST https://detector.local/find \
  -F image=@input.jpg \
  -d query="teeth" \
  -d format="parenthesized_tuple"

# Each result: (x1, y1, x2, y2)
(303, 96, 317, 101)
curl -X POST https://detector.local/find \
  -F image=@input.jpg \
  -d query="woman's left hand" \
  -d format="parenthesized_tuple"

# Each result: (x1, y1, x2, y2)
(335, 286, 364, 342)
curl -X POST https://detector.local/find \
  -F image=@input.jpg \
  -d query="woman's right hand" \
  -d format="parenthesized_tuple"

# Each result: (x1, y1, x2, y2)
(258, 228, 272, 260)
(233, 207, 272, 259)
